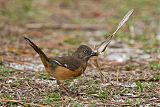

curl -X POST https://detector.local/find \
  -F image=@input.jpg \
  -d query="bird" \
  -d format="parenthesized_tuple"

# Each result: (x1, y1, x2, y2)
(24, 37, 98, 95)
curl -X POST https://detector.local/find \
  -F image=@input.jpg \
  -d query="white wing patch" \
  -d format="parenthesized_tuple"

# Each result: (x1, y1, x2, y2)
(53, 60, 62, 66)
(53, 60, 68, 68)
(64, 64, 68, 67)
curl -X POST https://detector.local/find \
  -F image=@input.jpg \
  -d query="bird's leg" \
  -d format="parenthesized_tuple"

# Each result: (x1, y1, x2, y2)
(56, 80, 70, 96)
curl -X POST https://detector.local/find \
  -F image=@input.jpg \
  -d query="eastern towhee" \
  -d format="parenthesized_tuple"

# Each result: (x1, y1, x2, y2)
(24, 37, 98, 95)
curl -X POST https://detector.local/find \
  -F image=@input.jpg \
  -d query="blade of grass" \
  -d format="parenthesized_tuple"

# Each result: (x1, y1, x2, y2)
(96, 9, 134, 53)
(94, 9, 134, 83)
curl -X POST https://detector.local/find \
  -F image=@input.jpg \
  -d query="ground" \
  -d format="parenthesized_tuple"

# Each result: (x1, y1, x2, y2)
(0, 0, 160, 107)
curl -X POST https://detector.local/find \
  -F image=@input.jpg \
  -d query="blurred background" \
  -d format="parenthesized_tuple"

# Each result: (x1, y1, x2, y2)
(0, 0, 159, 55)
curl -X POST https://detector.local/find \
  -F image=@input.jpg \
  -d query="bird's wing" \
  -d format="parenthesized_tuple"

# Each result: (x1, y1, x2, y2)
(49, 56, 82, 71)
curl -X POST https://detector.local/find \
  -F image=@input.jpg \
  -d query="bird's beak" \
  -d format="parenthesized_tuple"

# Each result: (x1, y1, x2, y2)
(90, 51, 98, 56)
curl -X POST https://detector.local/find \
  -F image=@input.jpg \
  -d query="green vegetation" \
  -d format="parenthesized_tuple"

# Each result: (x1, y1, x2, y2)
(0, 0, 33, 23)
(151, 75, 160, 81)
(0, 94, 18, 106)
(149, 61, 160, 70)
(39, 72, 50, 80)
(136, 82, 145, 92)
(64, 36, 83, 45)
(0, 66, 14, 77)
(125, 64, 136, 71)
(10, 78, 31, 88)
(86, 79, 97, 95)
(98, 89, 109, 101)
(127, 98, 142, 106)
(71, 101, 84, 107)
(45, 92, 61, 105)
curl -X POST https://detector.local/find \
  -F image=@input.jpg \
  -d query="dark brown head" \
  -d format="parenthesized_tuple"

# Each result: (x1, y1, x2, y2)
(73, 45, 98, 61)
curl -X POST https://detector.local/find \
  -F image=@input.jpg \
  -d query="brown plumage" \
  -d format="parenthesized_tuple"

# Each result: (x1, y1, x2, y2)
(24, 37, 98, 95)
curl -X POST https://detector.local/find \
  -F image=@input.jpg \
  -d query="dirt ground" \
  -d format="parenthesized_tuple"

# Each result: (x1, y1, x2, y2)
(0, 0, 160, 106)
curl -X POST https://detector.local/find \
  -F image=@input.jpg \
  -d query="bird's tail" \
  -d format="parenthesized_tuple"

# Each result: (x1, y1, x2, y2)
(24, 37, 51, 68)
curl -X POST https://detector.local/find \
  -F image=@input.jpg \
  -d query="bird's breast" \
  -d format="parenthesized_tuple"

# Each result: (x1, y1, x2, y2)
(52, 66, 83, 80)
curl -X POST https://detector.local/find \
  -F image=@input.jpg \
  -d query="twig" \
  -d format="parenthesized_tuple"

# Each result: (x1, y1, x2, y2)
(0, 99, 24, 106)
(0, 99, 22, 103)
(0, 98, 51, 107)
(93, 58, 106, 83)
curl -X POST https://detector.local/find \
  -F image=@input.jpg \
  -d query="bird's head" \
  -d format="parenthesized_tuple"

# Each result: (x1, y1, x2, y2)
(73, 45, 98, 61)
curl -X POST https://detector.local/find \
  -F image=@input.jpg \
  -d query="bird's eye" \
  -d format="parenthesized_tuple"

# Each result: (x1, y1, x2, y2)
(83, 50, 87, 53)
